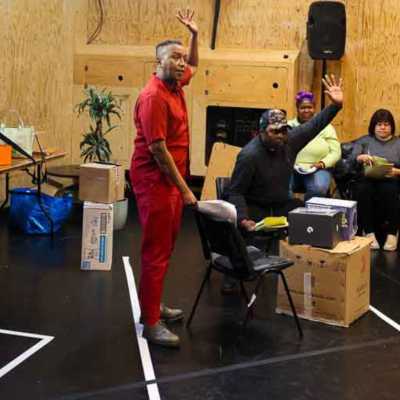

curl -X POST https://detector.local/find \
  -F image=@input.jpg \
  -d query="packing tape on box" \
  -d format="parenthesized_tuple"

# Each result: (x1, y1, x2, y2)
(304, 272, 313, 318)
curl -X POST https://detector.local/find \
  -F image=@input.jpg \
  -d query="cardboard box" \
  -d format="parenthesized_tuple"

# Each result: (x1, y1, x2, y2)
(40, 177, 77, 197)
(306, 197, 358, 241)
(200, 143, 241, 200)
(276, 237, 372, 327)
(81, 201, 113, 271)
(79, 163, 125, 204)
(288, 207, 342, 249)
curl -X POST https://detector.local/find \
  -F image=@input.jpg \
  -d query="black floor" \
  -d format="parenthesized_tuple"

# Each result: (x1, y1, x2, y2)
(1, 200, 400, 399)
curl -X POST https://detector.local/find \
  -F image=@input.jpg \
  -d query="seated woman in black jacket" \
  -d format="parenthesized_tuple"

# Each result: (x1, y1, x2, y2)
(351, 109, 400, 251)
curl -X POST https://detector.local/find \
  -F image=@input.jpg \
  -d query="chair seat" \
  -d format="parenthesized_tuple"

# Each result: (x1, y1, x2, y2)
(252, 255, 293, 271)
(212, 245, 293, 276)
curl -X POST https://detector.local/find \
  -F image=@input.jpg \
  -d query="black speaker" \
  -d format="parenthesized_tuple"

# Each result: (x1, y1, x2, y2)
(307, 1, 346, 60)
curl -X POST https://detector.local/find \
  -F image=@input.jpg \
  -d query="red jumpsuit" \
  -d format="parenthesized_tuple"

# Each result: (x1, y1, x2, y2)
(130, 67, 192, 325)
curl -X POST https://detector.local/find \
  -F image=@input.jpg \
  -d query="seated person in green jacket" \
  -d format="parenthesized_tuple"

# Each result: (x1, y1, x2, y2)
(288, 90, 341, 201)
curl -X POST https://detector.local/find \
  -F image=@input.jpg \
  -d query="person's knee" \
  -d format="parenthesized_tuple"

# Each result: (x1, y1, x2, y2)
(307, 181, 330, 197)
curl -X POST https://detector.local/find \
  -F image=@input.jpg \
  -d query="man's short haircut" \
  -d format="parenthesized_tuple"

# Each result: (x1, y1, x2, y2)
(368, 108, 396, 136)
(155, 39, 183, 58)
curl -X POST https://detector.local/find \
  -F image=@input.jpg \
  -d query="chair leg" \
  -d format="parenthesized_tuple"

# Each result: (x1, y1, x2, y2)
(278, 271, 303, 338)
(239, 280, 255, 321)
(186, 266, 212, 328)
(242, 276, 264, 331)
(239, 281, 249, 303)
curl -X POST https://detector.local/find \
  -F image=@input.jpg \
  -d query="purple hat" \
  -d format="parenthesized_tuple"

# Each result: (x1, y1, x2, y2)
(295, 91, 314, 105)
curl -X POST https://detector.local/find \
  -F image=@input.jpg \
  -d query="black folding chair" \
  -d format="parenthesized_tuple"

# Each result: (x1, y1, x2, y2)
(187, 208, 303, 338)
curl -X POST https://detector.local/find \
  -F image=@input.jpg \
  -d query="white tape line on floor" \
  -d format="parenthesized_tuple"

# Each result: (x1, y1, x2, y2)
(0, 329, 54, 379)
(369, 305, 400, 332)
(123, 256, 161, 400)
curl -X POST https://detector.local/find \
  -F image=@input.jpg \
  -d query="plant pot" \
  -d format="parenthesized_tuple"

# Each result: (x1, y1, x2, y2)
(113, 198, 128, 230)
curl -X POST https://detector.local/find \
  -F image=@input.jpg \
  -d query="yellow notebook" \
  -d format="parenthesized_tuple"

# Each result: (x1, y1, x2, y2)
(254, 216, 288, 231)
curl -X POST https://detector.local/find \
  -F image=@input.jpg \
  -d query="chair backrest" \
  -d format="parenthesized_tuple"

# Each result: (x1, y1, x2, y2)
(332, 141, 363, 200)
(195, 209, 254, 276)
(215, 177, 231, 200)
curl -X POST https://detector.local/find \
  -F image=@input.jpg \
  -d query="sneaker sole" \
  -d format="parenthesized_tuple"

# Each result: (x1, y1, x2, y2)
(146, 338, 180, 348)
(161, 314, 184, 323)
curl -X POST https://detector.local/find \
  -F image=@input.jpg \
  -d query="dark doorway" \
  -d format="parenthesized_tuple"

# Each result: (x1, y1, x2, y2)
(205, 106, 266, 165)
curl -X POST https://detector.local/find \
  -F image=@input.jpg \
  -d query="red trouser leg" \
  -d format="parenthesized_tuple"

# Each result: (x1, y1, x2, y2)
(135, 183, 183, 325)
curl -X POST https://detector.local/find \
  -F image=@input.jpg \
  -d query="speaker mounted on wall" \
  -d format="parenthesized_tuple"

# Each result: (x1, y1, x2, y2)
(307, 1, 346, 60)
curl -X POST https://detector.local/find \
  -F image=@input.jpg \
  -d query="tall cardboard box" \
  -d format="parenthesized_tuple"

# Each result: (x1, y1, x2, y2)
(79, 163, 125, 204)
(81, 202, 113, 271)
(276, 237, 372, 327)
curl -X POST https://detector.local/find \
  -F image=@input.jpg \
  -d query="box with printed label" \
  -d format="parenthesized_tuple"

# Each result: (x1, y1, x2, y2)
(276, 237, 371, 327)
(306, 197, 358, 241)
(79, 163, 125, 204)
(81, 201, 113, 271)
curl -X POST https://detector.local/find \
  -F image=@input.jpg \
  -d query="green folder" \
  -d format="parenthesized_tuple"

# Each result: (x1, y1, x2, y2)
(364, 156, 393, 179)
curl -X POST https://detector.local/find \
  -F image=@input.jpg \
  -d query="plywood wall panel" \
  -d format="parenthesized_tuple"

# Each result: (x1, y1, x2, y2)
(342, 0, 400, 141)
(7, 0, 74, 152)
(87, 0, 213, 46)
(216, 0, 314, 49)
(0, 0, 74, 204)
(0, 0, 10, 110)
(86, 0, 317, 49)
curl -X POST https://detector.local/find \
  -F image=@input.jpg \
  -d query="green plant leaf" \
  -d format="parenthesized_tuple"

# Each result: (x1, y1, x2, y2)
(76, 85, 123, 162)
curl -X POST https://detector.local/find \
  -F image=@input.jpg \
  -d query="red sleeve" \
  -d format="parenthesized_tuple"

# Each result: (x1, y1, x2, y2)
(179, 66, 193, 87)
(137, 95, 168, 145)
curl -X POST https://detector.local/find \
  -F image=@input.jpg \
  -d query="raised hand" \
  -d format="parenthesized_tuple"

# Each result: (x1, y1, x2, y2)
(322, 74, 343, 106)
(176, 9, 198, 35)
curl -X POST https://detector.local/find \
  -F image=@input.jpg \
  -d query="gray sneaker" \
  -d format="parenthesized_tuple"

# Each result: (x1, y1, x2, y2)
(143, 321, 180, 348)
(160, 303, 184, 322)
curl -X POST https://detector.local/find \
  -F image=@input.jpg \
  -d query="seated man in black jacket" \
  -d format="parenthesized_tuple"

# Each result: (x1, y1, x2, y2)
(221, 76, 343, 294)
(228, 75, 343, 232)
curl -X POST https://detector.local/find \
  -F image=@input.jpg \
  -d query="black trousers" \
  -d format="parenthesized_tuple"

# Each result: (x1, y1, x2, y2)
(352, 178, 399, 235)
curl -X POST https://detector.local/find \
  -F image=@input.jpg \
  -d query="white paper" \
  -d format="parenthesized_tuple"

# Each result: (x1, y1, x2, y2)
(294, 165, 317, 175)
(197, 200, 237, 225)
(307, 197, 357, 208)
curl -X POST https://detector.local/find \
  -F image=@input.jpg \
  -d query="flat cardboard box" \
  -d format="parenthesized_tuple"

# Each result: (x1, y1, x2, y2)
(79, 163, 125, 204)
(81, 201, 113, 271)
(276, 237, 372, 327)
(40, 177, 76, 197)
(200, 142, 241, 200)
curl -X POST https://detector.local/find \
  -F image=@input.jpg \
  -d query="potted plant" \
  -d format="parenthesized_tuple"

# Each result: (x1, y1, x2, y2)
(76, 87, 128, 230)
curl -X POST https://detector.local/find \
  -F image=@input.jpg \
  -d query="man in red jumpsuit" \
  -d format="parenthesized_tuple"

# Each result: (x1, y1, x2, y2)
(130, 9, 198, 348)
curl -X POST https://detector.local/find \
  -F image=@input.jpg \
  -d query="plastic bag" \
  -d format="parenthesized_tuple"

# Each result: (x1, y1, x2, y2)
(9, 188, 73, 234)
(0, 110, 35, 157)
